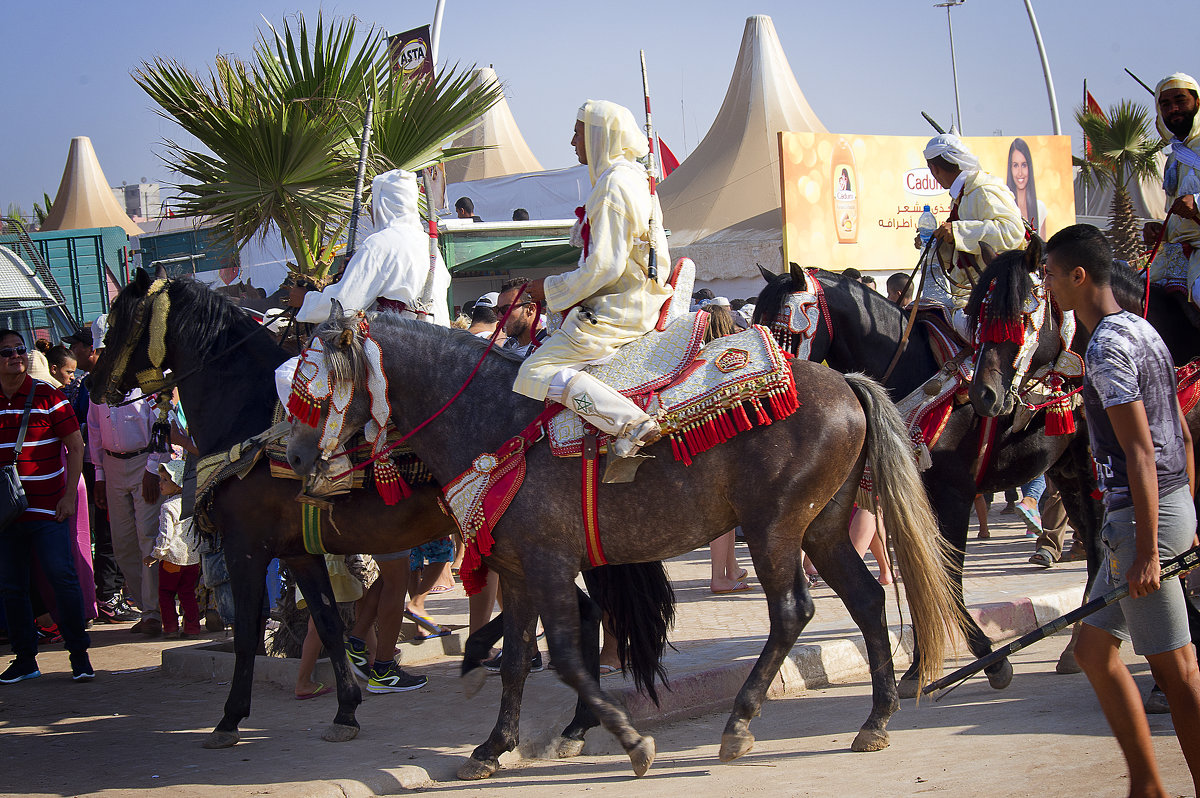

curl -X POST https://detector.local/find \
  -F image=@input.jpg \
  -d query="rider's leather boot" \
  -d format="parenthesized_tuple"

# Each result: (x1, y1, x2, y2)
(562, 372, 661, 458)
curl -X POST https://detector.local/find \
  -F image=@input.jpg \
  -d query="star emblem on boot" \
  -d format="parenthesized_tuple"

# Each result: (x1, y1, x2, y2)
(573, 392, 596, 415)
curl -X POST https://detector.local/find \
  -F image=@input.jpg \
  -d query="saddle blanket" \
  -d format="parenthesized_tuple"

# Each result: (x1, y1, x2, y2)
(548, 321, 800, 464)
(1179, 357, 1200, 416)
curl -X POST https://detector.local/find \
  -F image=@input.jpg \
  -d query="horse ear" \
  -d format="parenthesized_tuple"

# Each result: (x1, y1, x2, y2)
(328, 299, 345, 323)
(153, 263, 169, 280)
(757, 263, 777, 283)
(133, 268, 152, 293)
(1024, 235, 1044, 273)
(788, 262, 810, 292)
(978, 242, 998, 267)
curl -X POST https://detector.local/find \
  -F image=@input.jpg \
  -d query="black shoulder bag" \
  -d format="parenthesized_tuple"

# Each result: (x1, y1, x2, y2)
(1, 387, 38, 530)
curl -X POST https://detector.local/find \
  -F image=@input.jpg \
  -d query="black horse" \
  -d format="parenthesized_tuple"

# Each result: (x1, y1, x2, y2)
(87, 271, 673, 752)
(754, 263, 1105, 696)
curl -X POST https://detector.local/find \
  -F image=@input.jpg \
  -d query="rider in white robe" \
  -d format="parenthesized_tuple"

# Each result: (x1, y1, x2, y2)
(1148, 73, 1200, 305)
(515, 100, 672, 459)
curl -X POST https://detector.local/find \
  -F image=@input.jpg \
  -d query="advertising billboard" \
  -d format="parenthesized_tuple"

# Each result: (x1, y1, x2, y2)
(779, 132, 1075, 271)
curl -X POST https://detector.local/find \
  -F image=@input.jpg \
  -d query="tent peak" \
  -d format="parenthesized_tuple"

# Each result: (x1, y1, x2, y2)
(41, 136, 143, 236)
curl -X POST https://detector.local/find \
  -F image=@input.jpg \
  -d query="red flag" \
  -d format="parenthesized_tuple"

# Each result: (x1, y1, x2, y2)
(657, 136, 680, 178)
(1083, 83, 1107, 158)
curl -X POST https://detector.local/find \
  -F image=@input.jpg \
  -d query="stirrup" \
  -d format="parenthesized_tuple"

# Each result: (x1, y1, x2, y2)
(602, 453, 653, 484)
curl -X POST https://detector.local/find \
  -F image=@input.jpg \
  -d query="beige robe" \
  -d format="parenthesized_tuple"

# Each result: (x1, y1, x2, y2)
(514, 102, 672, 400)
(935, 170, 1026, 306)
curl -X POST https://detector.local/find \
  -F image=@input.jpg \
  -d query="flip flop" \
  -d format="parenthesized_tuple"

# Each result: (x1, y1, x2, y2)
(599, 665, 623, 677)
(427, 584, 454, 594)
(295, 682, 333, 700)
(735, 569, 749, 581)
(404, 607, 443, 633)
(412, 625, 451, 641)
(1015, 502, 1043, 536)
(710, 581, 751, 594)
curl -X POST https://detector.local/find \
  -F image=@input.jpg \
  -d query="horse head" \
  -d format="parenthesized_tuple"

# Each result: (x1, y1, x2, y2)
(91, 268, 162, 404)
(965, 237, 1061, 417)
(285, 300, 377, 479)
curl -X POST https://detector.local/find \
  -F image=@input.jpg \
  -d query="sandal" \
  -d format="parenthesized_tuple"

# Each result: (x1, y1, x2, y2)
(404, 607, 443, 633)
(598, 664, 623, 677)
(1028, 547, 1054, 568)
(1015, 500, 1043, 537)
(295, 682, 333, 700)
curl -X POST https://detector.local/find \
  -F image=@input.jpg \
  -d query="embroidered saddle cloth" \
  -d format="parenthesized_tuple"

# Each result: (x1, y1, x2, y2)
(548, 323, 800, 463)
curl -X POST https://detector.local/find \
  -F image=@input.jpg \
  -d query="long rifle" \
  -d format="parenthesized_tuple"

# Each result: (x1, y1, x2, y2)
(1125, 67, 1155, 96)
(923, 546, 1200, 699)
(345, 95, 375, 262)
(639, 50, 660, 283)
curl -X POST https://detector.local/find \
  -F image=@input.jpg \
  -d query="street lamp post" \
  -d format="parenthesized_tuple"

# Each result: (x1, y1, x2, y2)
(1022, 0, 1061, 134)
(935, 0, 965, 133)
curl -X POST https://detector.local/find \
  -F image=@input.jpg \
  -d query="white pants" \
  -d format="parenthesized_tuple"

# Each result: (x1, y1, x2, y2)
(103, 453, 163, 619)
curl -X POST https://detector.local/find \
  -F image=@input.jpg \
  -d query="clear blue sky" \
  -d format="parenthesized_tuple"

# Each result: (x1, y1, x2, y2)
(0, 0, 1178, 213)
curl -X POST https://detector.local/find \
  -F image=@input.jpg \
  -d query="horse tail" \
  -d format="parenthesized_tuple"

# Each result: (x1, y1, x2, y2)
(843, 372, 967, 691)
(582, 561, 675, 705)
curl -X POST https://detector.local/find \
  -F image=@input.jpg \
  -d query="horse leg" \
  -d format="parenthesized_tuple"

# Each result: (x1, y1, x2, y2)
(285, 554, 362, 742)
(461, 612, 505, 698)
(204, 546, 269, 749)
(553, 585, 603, 758)
(803, 501, 896, 752)
(458, 576, 540, 780)
(524, 564, 656, 777)
(720, 526, 812, 763)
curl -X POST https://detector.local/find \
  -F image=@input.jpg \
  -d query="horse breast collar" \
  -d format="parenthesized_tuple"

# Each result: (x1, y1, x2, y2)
(104, 278, 172, 401)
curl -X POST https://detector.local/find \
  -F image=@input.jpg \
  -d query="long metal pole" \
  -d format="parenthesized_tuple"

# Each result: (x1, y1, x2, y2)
(1023, 0, 1061, 134)
(947, 5, 963, 132)
(430, 0, 447, 64)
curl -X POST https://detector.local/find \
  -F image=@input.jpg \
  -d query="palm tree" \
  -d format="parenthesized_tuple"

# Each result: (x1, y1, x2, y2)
(1073, 99, 1164, 263)
(134, 13, 500, 281)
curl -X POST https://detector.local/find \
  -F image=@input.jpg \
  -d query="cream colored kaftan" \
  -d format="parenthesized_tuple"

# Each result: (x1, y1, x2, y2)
(514, 101, 672, 401)
(934, 170, 1026, 307)
(1148, 73, 1200, 297)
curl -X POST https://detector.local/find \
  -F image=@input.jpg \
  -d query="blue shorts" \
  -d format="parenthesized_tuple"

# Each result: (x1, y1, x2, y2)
(410, 537, 454, 570)
(1083, 485, 1196, 656)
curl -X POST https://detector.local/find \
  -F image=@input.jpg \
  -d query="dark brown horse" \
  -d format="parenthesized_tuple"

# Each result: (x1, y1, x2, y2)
(285, 309, 967, 779)
(87, 271, 674, 753)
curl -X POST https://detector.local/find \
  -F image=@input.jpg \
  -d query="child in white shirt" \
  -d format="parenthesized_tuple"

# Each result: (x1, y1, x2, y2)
(143, 460, 201, 636)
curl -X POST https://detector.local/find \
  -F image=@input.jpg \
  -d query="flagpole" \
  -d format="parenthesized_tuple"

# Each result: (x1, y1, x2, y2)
(1023, 0, 1061, 134)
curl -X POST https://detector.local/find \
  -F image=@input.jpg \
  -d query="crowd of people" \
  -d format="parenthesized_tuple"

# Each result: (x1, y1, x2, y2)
(3, 75, 1200, 796)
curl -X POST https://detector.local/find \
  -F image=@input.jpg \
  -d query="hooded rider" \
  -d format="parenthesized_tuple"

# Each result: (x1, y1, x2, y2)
(517, 100, 673, 459)
(1148, 73, 1200, 307)
(916, 133, 1026, 337)
(275, 169, 451, 402)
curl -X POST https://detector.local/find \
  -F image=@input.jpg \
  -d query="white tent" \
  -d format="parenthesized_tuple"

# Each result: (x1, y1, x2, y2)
(445, 164, 589, 223)
(443, 67, 543, 185)
(659, 15, 825, 286)
(1074, 151, 1167, 225)
(41, 137, 143, 236)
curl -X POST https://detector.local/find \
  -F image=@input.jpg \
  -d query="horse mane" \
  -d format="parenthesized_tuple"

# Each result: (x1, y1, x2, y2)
(964, 250, 1034, 331)
(165, 277, 274, 359)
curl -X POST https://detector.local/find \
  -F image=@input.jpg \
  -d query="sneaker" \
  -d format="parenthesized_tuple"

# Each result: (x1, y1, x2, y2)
(0, 658, 41, 684)
(366, 661, 427, 693)
(130, 617, 162, 637)
(482, 653, 503, 672)
(36, 623, 63, 644)
(70, 652, 95, 682)
(345, 636, 370, 681)
(97, 596, 139, 623)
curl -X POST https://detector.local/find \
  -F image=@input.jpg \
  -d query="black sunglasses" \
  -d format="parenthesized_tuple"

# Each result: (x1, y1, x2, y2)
(497, 301, 534, 315)
(0, 346, 27, 358)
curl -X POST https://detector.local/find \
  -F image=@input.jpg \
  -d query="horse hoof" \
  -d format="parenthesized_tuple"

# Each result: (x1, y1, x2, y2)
(718, 731, 754, 762)
(850, 728, 890, 752)
(1055, 647, 1081, 674)
(986, 659, 1013, 690)
(203, 730, 239, 749)
(457, 757, 498, 781)
(896, 678, 919, 700)
(628, 735, 656, 776)
(461, 666, 488, 699)
(554, 737, 586, 759)
(321, 723, 360, 743)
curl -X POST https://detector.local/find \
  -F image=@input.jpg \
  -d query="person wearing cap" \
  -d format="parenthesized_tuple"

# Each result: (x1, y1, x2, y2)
(143, 459, 201, 637)
(86, 314, 169, 636)
(920, 133, 1025, 313)
(1148, 73, 1200, 309)
(467, 292, 502, 339)
(515, 100, 673, 468)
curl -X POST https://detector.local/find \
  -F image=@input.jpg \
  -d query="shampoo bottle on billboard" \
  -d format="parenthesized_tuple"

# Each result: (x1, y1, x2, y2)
(832, 138, 858, 244)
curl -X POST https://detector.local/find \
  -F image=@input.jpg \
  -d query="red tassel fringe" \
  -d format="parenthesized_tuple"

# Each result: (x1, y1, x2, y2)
(1045, 401, 1076, 436)
(373, 459, 412, 505)
(287, 391, 321, 427)
(979, 318, 1025, 345)
(668, 382, 800, 464)
(460, 525, 497, 597)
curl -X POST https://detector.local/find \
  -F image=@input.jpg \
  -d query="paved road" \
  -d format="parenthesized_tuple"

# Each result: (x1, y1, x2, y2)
(1, 506, 1192, 797)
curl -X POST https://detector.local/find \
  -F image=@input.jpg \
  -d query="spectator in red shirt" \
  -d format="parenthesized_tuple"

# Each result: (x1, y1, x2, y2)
(0, 329, 92, 684)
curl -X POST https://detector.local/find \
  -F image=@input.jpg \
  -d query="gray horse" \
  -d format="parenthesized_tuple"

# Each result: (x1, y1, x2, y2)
(287, 308, 967, 779)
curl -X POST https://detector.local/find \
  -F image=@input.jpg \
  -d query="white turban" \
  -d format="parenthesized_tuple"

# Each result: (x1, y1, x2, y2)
(923, 134, 980, 172)
(577, 100, 648, 186)
(1155, 72, 1200, 145)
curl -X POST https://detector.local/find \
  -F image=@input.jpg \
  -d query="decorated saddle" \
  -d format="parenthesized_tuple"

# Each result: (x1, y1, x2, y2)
(548, 317, 799, 464)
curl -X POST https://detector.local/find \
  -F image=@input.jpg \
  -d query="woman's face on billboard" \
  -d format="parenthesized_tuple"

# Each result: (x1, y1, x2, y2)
(1010, 150, 1029, 191)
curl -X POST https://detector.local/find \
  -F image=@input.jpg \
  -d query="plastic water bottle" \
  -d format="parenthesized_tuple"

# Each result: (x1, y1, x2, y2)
(916, 205, 938, 247)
